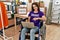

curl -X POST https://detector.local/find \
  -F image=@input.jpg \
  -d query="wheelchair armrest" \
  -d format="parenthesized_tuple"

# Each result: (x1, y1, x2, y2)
(40, 20, 46, 29)
(20, 18, 28, 21)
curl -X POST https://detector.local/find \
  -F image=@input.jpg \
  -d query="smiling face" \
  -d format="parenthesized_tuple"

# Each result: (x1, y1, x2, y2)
(33, 4, 38, 11)
(32, 2, 40, 11)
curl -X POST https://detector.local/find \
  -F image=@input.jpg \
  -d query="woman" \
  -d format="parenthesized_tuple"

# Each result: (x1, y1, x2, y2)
(21, 2, 46, 40)
(39, 1, 47, 15)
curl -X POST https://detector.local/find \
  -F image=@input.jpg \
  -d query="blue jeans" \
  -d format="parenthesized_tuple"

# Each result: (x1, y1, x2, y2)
(21, 27, 39, 40)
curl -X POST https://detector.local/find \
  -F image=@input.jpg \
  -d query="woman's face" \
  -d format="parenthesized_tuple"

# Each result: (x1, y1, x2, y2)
(40, 2, 44, 7)
(33, 5, 38, 11)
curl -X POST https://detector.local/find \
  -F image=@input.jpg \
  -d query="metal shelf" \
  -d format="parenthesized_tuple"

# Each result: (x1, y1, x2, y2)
(51, 0, 60, 24)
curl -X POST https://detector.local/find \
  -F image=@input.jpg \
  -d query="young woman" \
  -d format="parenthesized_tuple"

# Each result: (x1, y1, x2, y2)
(39, 1, 47, 15)
(21, 2, 46, 40)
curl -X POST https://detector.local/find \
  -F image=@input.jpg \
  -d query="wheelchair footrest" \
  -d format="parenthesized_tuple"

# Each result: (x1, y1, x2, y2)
(25, 35, 38, 40)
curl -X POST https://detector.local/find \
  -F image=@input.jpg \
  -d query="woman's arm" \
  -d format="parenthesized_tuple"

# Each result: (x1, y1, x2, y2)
(27, 16, 30, 22)
(33, 15, 46, 21)
(39, 15, 46, 21)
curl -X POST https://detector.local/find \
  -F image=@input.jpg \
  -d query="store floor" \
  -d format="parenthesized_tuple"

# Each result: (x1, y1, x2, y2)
(0, 24, 60, 40)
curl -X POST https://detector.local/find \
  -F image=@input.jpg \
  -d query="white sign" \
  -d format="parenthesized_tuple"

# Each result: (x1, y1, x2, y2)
(17, 7, 27, 15)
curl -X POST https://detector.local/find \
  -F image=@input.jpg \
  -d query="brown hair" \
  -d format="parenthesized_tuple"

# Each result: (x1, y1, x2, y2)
(31, 2, 40, 11)
(39, 1, 44, 7)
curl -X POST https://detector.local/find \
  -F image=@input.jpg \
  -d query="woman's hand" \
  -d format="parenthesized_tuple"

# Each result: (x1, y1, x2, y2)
(33, 18, 39, 21)
(33, 16, 46, 21)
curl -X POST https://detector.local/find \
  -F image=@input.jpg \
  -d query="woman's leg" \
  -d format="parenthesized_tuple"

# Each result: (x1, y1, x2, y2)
(30, 27, 39, 40)
(21, 28, 29, 40)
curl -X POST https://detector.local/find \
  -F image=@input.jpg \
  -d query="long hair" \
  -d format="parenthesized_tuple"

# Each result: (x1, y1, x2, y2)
(31, 2, 40, 11)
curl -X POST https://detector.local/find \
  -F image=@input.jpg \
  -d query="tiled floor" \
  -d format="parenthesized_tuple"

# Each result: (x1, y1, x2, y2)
(0, 24, 60, 40)
(46, 24, 60, 40)
(0, 25, 20, 40)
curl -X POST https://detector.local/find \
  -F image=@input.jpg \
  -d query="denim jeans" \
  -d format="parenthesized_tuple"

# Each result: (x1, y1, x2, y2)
(21, 27, 39, 40)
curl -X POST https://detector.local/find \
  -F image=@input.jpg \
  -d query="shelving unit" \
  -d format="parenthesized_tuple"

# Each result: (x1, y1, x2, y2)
(0, 1, 15, 27)
(51, 0, 60, 24)
(46, 0, 60, 24)
(15, 0, 28, 25)
(0, 1, 13, 40)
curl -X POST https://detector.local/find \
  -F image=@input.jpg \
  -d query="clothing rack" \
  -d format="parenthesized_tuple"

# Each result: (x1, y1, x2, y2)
(0, 3, 13, 40)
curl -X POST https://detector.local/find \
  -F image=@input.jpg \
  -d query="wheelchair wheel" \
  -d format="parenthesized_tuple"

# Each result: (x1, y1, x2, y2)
(19, 33, 21, 40)
(41, 25, 46, 40)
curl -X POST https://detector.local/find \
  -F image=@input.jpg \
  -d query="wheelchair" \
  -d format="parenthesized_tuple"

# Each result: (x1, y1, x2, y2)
(19, 18, 46, 40)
